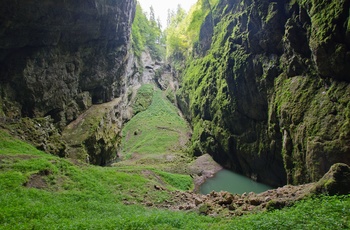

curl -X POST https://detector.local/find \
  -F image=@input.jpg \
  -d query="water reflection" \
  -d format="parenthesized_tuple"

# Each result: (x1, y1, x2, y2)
(200, 169, 273, 195)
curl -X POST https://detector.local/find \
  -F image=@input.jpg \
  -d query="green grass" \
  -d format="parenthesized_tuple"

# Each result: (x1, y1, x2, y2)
(122, 87, 190, 156)
(154, 170, 193, 191)
(132, 84, 154, 115)
(0, 129, 216, 229)
(229, 195, 350, 229)
(1, 129, 350, 229)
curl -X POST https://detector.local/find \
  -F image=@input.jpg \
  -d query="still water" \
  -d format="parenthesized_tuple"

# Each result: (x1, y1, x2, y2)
(200, 169, 273, 195)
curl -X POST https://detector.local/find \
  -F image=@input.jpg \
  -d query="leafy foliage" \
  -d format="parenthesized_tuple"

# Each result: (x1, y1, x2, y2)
(131, 3, 165, 60)
(165, 5, 188, 60)
(165, 0, 219, 63)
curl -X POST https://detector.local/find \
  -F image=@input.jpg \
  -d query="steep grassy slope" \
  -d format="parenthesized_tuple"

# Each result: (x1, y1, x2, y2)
(121, 86, 190, 158)
(1, 128, 350, 229)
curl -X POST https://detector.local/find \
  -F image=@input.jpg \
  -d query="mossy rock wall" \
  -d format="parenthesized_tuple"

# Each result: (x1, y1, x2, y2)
(0, 0, 138, 164)
(62, 99, 124, 165)
(178, 0, 350, 186)
(0, 0, 136, 126)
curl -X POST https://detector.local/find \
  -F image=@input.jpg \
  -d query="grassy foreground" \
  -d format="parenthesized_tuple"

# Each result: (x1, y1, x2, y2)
(1, 129, 350, 229)
(1, 84, 350, 229)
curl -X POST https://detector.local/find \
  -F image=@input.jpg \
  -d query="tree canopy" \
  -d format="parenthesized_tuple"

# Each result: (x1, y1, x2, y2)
(131, 3, 165, 61)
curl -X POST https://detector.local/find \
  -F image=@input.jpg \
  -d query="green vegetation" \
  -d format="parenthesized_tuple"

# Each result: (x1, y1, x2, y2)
(165, 0, 219, 64)
(234, 195, 350, 229)
(132, 84, 154, 115)
(166, 0, 350, 188)
(297, 0, 346, 46)
(61, 99, 122, 164)
(173, 2, 247, 156)
(131, 3, 165, 60)
(122, 87, 189, 156)
(154, 170, 193, 191)
(165, 5, 188, 60)
(3, 117, 66, 157)
(1, 129, 350, 229)
(0, 129, 203, 229)
(273, 73, 350, 184)
(2, 1, 350, 229)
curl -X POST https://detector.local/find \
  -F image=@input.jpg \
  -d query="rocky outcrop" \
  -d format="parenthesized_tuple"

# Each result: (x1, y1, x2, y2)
(147, 163, 350, 217)
(0, 0, 136, 164)
(312, 163, 350, 195)
(0, 0, 136, 123)
(0, 117, 66, 156)
(177, 0, 350, 186)
(62, 98, 123, 165)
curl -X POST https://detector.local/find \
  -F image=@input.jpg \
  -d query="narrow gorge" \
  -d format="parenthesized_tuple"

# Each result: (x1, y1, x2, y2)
(0, 0, 350, 228)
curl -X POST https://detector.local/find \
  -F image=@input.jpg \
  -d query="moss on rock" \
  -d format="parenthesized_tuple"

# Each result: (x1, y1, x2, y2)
(172, 0, 350, 187)
(312, 163, 350, 195)
(1, 117, 66, 157)
(62, 99, 123, 165)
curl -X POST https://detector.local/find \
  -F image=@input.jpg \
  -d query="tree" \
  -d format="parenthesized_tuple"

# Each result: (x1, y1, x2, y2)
(167, 9, 173, 27)
(149, 6, 156, 23)
(165, 4, 189, 60)
(131, 3, 165, 61)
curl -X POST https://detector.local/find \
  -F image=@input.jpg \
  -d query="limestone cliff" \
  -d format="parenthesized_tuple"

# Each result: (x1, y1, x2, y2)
(177, 0, 350, 186)
(0, 0, 136, 164)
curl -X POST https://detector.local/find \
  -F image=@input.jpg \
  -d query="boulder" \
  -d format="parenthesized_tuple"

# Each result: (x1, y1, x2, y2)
(312, 163, 350, 195)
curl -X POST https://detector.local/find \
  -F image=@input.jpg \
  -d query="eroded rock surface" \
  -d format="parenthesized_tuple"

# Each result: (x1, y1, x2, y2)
(0, 0, 136, 164)
(312, 163, 350, 195)
(177, 0, 350, 187)
(0, 0, 136, 123)
(145, 163, 350, 217)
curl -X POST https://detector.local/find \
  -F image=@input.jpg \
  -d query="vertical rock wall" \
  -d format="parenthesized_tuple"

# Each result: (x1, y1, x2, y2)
(0, 0, 136, 125)
(0, 0, 136, 164)
(178, 0, 350, 186)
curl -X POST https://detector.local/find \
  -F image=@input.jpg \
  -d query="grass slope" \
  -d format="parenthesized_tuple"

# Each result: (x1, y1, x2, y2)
(122, 87, 190, 157)
(0, 129, 218, 229)
(1, 90, 350, 229)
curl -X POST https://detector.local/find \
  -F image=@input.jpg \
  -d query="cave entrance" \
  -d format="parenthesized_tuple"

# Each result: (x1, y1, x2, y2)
(91, 86, 106, 104)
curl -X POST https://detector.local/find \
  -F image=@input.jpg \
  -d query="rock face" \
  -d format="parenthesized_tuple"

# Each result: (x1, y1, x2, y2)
(0, 0, 136, 164)
(312, 163, 350, 195)
(177, 0, 350, 186)
(0, 0, 135, 123)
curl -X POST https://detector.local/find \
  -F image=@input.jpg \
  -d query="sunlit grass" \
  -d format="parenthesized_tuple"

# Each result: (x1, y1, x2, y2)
(1, 129, 350, 229)
(122, 88, 190, 155)
(132, 84, 154, 115)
